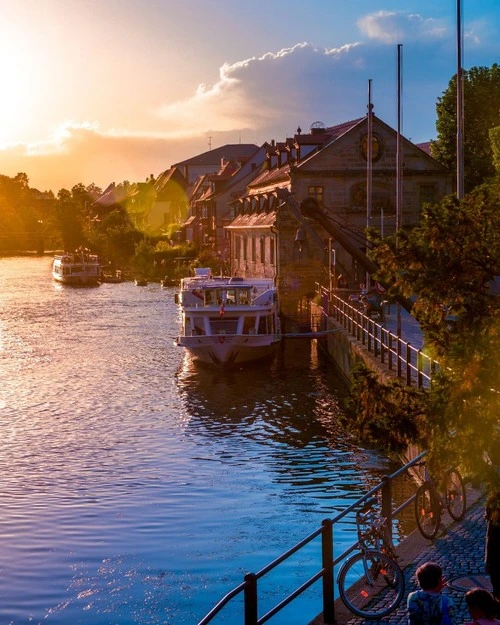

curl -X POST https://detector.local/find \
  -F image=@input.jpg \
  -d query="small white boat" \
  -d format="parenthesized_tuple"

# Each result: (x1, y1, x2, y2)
(175, 268, 281, 366)
(52, 250, 101, 286)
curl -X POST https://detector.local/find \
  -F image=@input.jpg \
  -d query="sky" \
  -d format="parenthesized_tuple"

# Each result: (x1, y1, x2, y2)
(0, 0, 498, 192)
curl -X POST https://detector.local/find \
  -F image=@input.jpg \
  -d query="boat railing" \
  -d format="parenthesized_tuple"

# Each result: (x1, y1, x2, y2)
(197, 451, 428, 625)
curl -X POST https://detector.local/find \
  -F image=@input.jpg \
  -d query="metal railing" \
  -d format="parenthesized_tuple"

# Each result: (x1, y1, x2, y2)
(314, 284, 438, 388)
(197, 451, 427, 625)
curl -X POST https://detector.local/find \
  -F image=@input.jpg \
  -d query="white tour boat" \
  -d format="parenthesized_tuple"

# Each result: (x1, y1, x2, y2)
(52, 250, 101, 286)
(175, 268, 281, 365)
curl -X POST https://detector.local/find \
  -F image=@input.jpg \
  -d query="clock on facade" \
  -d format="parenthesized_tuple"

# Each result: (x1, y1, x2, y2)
(360, 133, 382, 161)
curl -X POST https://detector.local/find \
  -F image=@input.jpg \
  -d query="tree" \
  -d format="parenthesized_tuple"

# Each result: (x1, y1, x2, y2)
(367, 180, 500, 490)
(432, 64, 500, 192)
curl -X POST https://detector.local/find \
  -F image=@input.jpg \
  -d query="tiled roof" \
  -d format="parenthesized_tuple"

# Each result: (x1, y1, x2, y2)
(174, 144, 259, 167)
(416, 141, 431, 155)
(226, 210, 277, 229)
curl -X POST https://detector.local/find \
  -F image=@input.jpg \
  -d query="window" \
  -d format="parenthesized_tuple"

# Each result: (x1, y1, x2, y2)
(270, 238, 275, 265)
(260, 237, 265, 263)
(308, 186, 324, 204)
(251, 237, 256, 262)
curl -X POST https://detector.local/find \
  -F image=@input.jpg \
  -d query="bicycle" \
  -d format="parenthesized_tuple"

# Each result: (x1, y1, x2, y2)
(337, 497, 405, 619)
(414, 466, 467, 540)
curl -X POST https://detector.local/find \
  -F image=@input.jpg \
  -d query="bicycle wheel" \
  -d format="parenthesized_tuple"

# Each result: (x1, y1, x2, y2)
(337, 549, 405, 619)
(445, 469, 466, 521)
(415, 482, 440, 539)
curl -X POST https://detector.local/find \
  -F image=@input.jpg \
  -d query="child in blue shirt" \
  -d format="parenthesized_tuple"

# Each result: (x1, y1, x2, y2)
(407, 562, 455, 625)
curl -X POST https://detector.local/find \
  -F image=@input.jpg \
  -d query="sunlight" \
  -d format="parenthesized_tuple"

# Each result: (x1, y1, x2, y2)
(0, 35, 37, 144)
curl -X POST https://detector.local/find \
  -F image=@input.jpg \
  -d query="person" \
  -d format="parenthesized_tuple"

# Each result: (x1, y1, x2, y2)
(485, 491, 500, 604)
(407, 561, 455, 625)
(464, 587, 500, 624)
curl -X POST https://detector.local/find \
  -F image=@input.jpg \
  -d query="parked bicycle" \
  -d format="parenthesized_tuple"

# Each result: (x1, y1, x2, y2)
(337, 497, 405, 619)
(414, 466, 466, 539)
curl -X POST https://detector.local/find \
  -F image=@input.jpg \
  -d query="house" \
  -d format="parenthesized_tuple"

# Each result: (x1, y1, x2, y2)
(226, 115, 453, 313)
(173, 144, 259, 185)
(185, 145, 269, 255)
(93, 168, 189, 236)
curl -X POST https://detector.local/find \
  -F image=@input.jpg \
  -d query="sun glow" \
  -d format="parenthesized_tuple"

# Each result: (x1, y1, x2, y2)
(0, 32, 39, 145)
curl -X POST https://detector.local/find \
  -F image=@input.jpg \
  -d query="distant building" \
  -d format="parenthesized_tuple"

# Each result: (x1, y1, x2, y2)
(173, 144, 259, 185)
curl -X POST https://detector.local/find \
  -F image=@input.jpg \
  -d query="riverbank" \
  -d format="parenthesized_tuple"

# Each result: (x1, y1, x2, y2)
(311, 485, 490, 624)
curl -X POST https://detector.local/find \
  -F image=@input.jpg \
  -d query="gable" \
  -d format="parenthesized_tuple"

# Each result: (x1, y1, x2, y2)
(296, 115, 448, 174)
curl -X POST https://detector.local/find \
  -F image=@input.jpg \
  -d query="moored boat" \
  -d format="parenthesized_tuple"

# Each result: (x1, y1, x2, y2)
(175, 268, 281, 365)
(52, 249, 101, 286)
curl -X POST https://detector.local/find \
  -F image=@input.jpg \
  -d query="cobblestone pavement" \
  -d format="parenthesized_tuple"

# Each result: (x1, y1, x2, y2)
(340, 493, 490, 625)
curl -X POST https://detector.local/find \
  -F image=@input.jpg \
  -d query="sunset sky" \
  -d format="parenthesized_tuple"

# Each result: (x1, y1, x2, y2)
(0, 0, 498, 192)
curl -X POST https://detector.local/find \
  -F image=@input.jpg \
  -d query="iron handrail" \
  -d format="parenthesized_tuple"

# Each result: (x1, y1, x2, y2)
(197, 451, 427, 625)
(314, 284, 438, 388)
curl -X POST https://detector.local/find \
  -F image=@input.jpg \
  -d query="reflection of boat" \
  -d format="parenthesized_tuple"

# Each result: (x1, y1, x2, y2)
(175, 268, 281, 365)
(52, 250, 101, 286)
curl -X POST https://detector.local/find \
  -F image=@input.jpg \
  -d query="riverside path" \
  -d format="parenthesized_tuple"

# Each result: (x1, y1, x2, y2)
(311, 485, 492, 625)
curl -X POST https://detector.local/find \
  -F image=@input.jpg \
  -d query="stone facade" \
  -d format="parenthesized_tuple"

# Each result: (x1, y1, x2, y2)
(227, 116, 453, 313)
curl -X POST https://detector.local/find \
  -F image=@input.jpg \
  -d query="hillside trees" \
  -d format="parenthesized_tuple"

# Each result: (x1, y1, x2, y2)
(368, 180, 500, 488)
(431, 64, 500, 192)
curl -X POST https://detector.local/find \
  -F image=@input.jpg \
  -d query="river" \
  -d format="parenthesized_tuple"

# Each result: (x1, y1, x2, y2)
(0, 256, 397, 625)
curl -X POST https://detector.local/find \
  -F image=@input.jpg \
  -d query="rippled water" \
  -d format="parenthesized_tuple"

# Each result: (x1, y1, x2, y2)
(0, 257, 396, 625)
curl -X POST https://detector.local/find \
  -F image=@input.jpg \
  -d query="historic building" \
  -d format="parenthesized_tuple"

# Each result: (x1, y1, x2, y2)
(226, 115, 453, 313)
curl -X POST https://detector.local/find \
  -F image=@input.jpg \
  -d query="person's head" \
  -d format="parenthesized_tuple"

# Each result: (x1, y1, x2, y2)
(415, 562, 444, 592)
(465, 588, 498, 620)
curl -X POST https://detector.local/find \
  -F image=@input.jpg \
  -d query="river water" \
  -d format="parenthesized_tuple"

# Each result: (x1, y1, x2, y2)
(0, 256, 397, 625)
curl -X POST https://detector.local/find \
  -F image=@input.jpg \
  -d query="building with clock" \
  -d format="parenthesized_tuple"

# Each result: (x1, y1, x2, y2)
(226, 114, 453, 313)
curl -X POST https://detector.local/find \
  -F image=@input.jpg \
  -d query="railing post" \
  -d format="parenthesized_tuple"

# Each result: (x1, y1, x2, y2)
(388, 334, 393, 370)
(397, 338, 402, 378)
(244, 572, 258, 625)
(417, 350, 423, 388)
(322, 519, 335, 624)
(406, 342, 412, 386)
(381, 476, 393, 547)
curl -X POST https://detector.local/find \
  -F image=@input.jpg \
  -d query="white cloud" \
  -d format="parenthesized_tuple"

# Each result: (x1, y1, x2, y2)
(357, 11, 447, 44)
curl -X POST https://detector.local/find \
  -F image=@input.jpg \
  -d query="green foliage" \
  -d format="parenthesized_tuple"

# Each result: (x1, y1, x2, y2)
(368, 180, 500, 486)
(344, 363, 427, 453)
(490, 126, 500, 174)
(432, 64, 500, 192)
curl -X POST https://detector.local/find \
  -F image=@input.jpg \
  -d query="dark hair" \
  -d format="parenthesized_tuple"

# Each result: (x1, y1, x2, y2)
(416, 562, 443, 591)
(465, 588, 498, 618)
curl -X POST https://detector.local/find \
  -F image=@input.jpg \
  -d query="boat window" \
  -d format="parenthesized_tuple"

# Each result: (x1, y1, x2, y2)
(258, 316, 268, 334)
(226, 289, 236, 305)
(238, 288, 250, 305)
(243, 316, 256, 334)
(210, 319, 238, 334)
(191, 319, 205, 335)
(204, 290, 214, 305)
(215, 288, 223, 304)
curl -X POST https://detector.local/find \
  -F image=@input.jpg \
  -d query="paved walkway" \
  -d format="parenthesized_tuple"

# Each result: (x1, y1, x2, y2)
(325, 486, 491, 624)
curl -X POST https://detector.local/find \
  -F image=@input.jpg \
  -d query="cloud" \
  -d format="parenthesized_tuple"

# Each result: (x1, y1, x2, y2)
(357, 11, 447, 44)
(0, 16, 458, 192)
(154, 42, 366, 134)
(0, 122, 219, 192)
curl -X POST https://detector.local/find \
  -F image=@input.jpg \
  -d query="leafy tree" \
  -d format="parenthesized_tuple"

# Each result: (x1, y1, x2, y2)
(432, 64, 500, 192)
(367, 181, 500, 489)
(490, 126, 500, 175)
